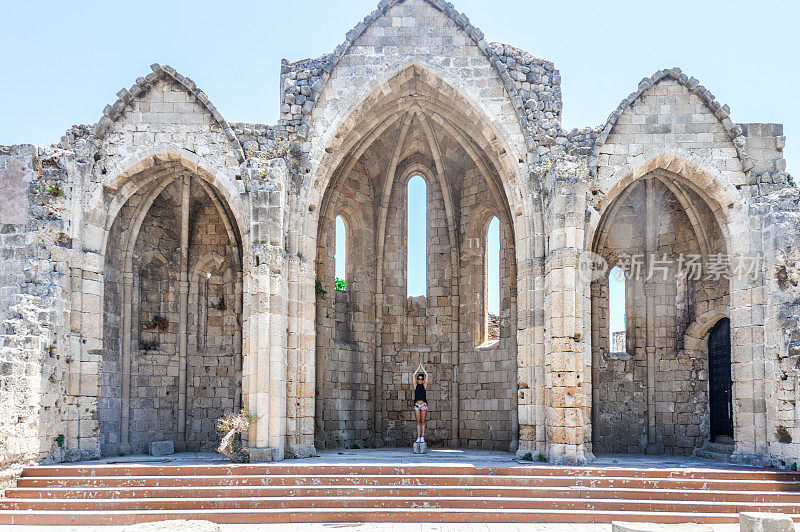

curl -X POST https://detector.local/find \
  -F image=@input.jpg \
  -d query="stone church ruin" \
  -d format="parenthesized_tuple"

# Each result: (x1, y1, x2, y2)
(1, 0, 799, 473)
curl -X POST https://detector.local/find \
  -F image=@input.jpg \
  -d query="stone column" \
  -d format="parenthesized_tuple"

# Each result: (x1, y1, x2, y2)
(543, 159, 591, 464)
(516, 257, 544, 457)
(244, 159, 288, 462)
(120, 270, 134, 454)
(68, 252, 104, 458)
(234, 271, 243, 412)
(545, 249, 587, 463)
(176, 175, 191, 450)
(644, 177, 657, 447)
(267, 259, 288, 458)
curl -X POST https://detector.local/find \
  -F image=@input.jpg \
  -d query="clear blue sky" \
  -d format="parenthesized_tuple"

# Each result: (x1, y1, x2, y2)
(335, 215, 347, 283)
(407, 176, 428, 298)
(609, 266, 626, 336)
(0, 0, 796, 180)
(2, 1, 796, 314)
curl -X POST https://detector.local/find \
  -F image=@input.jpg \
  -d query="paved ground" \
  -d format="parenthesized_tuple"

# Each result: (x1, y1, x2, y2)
(79, 447, 761, 471)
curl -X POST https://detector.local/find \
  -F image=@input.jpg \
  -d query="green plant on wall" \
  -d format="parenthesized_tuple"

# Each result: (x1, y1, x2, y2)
(315, 280, 327, 299)
(45, 184, 65, 198)
(54, 434, 65, 448)
(335, 277, 346, 291)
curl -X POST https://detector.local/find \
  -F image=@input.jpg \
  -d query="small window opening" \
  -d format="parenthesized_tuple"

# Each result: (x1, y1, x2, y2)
(334, 215, 346, 291)
(608, 265, 626, 353)
(407, 175, 427, 297)
(486, 217, 501, 342)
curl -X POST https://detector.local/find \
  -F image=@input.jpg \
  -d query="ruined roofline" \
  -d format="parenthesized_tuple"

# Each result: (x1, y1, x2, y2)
(590, 67, 752, 176)
(93, 63, 245, 163)
(278, 0, 546, 148)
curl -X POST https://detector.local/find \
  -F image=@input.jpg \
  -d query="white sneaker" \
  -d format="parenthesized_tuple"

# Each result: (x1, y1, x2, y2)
(420, 437, 425, 443)
(416, 437, 421, 443)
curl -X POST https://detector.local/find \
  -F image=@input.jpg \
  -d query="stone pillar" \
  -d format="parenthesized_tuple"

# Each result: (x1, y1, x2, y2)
(516, 257, 544, 457)
(234, 271, 243, 412)
(119, 270, 134, 454)
(542, 159, 591, 464)
(644, 177, 657, 447)
(286, 256, 316, 457)
(267, 259, 288, 458)
(67, 252, 104, 459)
(545, 249, 588, 463)
(176, 175, 191, 451)
(244, 159, 288, 462)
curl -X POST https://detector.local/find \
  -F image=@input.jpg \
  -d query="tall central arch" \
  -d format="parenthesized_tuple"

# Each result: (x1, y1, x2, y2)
(312, 66, 523, 450)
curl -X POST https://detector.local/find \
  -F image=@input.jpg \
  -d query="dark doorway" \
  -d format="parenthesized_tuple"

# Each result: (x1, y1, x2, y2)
(708, 318, 733, 441)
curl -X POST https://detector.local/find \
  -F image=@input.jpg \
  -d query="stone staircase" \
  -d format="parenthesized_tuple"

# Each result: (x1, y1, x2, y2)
(2, 462, 800, 525)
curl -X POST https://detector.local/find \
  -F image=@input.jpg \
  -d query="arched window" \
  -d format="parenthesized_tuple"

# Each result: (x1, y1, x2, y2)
(407, 175, 427, 297)
(608, 265, 626, 353)
(486, 216, 501, 341)
(334, 215, 346, 291)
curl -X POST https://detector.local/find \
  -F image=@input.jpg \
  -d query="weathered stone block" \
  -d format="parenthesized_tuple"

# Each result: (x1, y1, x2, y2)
(249, 447, 281, 462)
(148, 440, 174, 456)
(739, 512, 795, 532)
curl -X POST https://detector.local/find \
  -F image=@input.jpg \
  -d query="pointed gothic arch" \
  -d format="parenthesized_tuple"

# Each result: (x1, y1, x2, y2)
(309, 63, 523, 451)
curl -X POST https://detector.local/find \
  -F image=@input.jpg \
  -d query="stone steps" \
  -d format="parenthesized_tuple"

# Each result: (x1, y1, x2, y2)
(16, 474, 800, 491)
(0, 508, 748, 526)
(2, 462, 799, 525)
(1, 497, 799, 514)
(19, 463, 800, 480)
(8, 485, 800, 502)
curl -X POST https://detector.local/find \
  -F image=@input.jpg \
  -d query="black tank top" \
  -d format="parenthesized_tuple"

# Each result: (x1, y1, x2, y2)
(414, 383, 427, 404)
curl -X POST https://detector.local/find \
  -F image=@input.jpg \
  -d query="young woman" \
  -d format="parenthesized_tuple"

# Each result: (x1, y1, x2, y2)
(412, 362, 429, 444)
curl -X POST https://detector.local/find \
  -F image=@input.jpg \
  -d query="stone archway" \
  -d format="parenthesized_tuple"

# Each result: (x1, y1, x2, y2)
(312, 67, 522, 451)
(589, 169, 730, 455)
(99, 160, 243, 456)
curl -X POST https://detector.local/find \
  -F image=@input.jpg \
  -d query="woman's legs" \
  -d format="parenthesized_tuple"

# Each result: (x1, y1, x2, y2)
(420, 408, 427, 440)
(414, 407, 422, 439)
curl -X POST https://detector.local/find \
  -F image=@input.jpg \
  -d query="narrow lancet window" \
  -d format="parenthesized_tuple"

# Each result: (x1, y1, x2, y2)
(334, 215, 346, 291)
(608, 265, 626, 353)
(407, 175, 427, 297)
(486, 216, 501, 341)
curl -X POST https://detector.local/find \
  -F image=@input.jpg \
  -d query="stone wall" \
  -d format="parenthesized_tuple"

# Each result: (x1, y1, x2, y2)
(315, 162, 376, 450)
(457, 167, 517, 450)
(0, 145, 90, 476)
